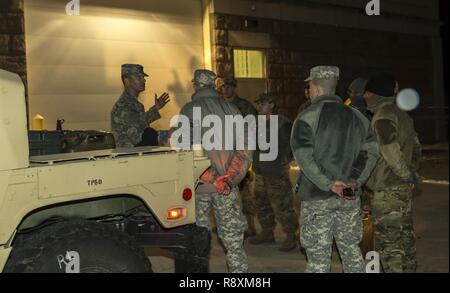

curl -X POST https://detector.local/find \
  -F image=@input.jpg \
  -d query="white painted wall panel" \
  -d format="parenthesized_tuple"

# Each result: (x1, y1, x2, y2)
(24, 0, 204, 131)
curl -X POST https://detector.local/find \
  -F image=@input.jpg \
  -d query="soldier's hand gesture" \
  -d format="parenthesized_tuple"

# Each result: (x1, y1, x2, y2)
(155, 92, 170, 110)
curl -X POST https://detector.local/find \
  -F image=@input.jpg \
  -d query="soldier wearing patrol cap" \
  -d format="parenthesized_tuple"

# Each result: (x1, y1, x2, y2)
(219, 77, 258, 238)
(220, 77, 258, 118)
(174, 69, 253, 273)
(249, 92, 299, 252)
(291, 65, 379, 272)
(344, 77, 372, 119)
(111, 64, 170, 148)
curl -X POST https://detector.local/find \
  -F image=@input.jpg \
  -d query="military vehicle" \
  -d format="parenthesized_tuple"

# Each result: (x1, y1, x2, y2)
(0, 68, 211, 273)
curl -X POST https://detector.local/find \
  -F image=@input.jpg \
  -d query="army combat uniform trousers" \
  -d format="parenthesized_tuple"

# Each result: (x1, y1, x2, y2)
(196, 189, 248, 273)
(254, 173, 298, 234)
(371, 184, 417, 273)
(300, 196, 365, 273)
(240, 174, 256, 224)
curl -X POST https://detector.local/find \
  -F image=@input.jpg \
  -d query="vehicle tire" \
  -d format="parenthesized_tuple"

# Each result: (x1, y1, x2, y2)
(3, 219, 152, 273)
(175, 254, 209, 273)
(174, 225, 210, 273)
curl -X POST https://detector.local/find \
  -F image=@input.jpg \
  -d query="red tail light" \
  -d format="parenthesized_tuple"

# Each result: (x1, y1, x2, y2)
(183, 188, 192, 201)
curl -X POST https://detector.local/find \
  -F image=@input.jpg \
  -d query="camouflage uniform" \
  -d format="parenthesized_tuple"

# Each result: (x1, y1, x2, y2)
(291, 66, 379, 272)
(111, 91, 160, 147)
(252, 107, 298, 238)
(196, 189, 248, 272)
(238, 173, 255, 227)
(300, 196, 364, 272)
(178, 70, 253, 273)
(111, 64, 161, 148)
(365, 75, 421, 273)
(230, 96, 257, 118)
(254, 172, 298, 235)
(371, 184, 416, 273)
(229, 94, 258, 231)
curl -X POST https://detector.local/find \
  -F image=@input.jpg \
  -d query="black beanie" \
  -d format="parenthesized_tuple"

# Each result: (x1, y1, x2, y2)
(365, 73, 396, 97)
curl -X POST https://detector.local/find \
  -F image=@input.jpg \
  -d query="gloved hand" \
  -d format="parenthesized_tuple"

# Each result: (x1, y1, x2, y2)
(223, 151, 251, 188)
(199, 167, 217, 184)
(408, 171, 422, 188)
(213, 174, 232, 195)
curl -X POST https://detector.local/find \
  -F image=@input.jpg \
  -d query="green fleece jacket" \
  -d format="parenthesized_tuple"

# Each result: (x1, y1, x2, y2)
(291, 95, 379, 201)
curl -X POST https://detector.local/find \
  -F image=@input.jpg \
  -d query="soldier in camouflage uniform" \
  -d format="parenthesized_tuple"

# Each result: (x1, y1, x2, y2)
(175, 69, 253, 273)
(291, 66, 379, 272)
(249, 93, 299, 252)
(111, 64, 170, 148)
(363, 73, 422, 273)
(220, 77, 258, 238)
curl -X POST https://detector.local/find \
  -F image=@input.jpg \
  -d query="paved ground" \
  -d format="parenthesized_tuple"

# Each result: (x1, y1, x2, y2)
(148, 148, 449, 273)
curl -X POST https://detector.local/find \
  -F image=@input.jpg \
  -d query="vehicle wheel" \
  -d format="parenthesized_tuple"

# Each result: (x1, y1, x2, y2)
(4, 219, 152, 273)
(175, 254, 209, 273)
(174, 225, 210, 273)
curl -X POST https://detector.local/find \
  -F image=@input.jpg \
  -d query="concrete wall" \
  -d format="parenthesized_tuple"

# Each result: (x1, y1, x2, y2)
(209, 0, 446, 143)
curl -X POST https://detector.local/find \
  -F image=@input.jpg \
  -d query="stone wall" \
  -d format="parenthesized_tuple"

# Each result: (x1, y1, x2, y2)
(0, 0, 27, 95)
(211, 13, 436, 142)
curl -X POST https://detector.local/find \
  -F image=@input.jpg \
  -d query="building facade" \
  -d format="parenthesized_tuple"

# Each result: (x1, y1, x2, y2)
(0, 0, 447, 143)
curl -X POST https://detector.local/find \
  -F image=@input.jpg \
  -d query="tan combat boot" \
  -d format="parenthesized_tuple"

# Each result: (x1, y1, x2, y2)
(278, 233, 297, 252)
(248, 230, 275, 245)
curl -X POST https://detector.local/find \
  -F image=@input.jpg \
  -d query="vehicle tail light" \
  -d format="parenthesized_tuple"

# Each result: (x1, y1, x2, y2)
(167, 208, 186, 220)
(183, 188, 193, 201)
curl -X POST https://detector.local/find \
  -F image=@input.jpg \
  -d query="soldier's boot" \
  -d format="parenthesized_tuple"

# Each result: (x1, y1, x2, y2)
(244, 216, 256, 239)
(278, 233, 297, 252)
(248, 230, 275, 245)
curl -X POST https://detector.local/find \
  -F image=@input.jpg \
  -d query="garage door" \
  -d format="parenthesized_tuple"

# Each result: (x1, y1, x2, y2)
(24, 0, 205, 131)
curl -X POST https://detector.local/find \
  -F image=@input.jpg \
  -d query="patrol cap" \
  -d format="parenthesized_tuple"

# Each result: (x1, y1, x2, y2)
(348, 77, 368, 93)
(222, 77, 237, 87)
(304, 65, 340, 82)
(254, 92, 277, 103)
(192, 69, 217, 87)
(121, 64, 149, 77)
